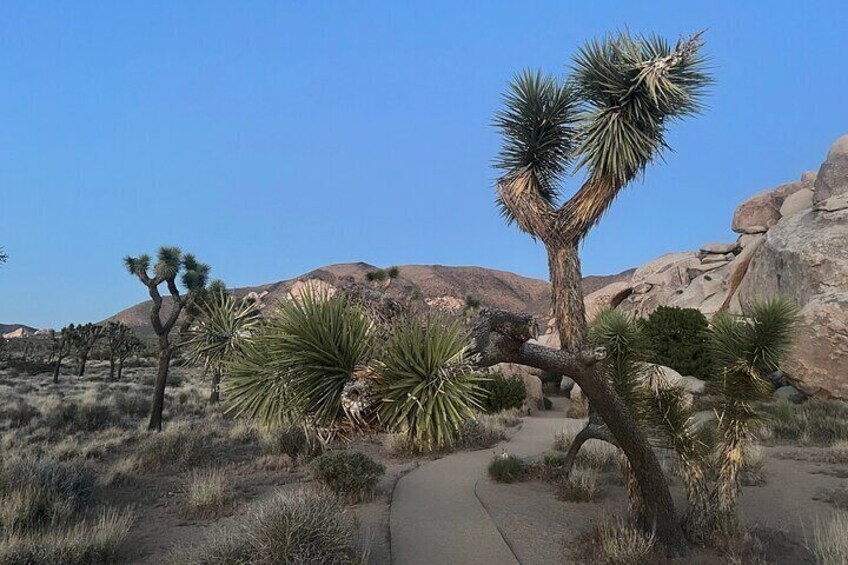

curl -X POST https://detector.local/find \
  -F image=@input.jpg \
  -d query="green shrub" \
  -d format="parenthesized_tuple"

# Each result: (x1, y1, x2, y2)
(480, 371, 526, 413)
(488, 455, 523, 483)
(310, 451, 384, 503)
(386, 266, 400, 279)
(641, 306, 713, 380)
(166, 488, 363, 565)
(365, 269, 388, 282)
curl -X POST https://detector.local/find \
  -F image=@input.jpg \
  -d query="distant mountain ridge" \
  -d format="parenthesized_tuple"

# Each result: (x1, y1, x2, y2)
(107, 262, 634, 336)
(0, 324, 38, 337)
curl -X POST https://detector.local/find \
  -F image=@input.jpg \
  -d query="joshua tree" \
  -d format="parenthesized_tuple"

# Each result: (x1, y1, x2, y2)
(182, 292, 261, 403)
(0, 247, 7, 266)
(52, 324, 77, 383)
(72, 323, 104, 377)
(124, 246, 221, 431)
(104, 321, 144, 380)
(483, 31, 709, 553)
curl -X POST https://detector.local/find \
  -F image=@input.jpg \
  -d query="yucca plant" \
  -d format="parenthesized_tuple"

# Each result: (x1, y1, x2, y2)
(377, 314, 486, 451)
(223, 290, 374, 431)
(182, 293, 261, 402)
(708, 297, 799, 538)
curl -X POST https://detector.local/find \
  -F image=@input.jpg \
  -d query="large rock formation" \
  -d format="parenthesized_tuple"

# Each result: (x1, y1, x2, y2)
(540, 134, 848, 399)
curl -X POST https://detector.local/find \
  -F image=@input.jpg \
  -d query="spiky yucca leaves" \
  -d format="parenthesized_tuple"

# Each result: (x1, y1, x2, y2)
(493, 70, 579, 230)
(183, 293, 262, 401)
(573, 32, 709, 188)
(708, 297, 799, 537)
(590, 309, 714, 535)
(183, 293, 261, 370)
(224, 290, 374, 429)
(377, 314, 486, 452)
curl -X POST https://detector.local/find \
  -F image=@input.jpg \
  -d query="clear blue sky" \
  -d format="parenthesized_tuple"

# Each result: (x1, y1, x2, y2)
(2, 1, 847, 328)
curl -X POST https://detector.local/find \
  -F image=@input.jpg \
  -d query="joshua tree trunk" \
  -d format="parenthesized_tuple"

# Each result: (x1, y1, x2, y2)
(117, 358, 125, 380)
(472, 307, 689, 555)
(109, 356, 116, 380)
(77, 352, 88, 377)
(148, 335, 172, 432)
(53, 355, 63, 383)
(210, 368, 221, 403)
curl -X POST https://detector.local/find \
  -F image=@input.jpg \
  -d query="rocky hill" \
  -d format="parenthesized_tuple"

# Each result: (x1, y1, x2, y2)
(548, 135, 848, 399)
(0, 324, 38, 339)
(108, 263, 633, 335)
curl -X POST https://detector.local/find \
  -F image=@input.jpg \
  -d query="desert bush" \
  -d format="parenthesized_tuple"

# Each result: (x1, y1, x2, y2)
(641, 306, 714, 380)
(488, 455, 523, 483)
(0, 506, 134, 565)
(566, 395, 589, 418)
(0, 400, 40, 429)
(760, 399, 848, 445)
(132, 424, 216, 472)
(167, 488, 364, 565)
(808, 512, 848, 565)
(365, 269, 387, 282)
(180, 468, 236, 519)
(740, 445, 766, 486)
(377, 314, 485, 451)
(41, 401, 119, 435)
(480, 371, 526, 413)
(557, 467, 600, 502)
(589, 518, 656, 565)
(456, 417, 506, 450)
(310, 450, 384, 503)
(826, 441, 848, 464)
(0, 456, 96, 534)
(263, 426, 319, 460)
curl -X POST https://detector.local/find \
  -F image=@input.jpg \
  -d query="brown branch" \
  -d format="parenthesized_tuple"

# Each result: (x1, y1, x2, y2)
(470, 308, 605, 374)
(497, 169, 559, 243)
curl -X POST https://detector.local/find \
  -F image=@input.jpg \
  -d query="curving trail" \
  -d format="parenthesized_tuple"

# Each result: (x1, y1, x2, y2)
(389, 401, 577, 565)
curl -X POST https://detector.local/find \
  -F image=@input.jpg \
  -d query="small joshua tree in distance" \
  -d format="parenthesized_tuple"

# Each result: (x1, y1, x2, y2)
(105, 321, 144, 380)
(52, 324, 77, 383)
(124, 246, 221, 431)
(72, 322, 104, 377)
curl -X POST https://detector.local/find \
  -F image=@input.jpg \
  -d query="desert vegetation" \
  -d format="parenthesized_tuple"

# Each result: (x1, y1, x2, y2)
(1, 21, 846, 565)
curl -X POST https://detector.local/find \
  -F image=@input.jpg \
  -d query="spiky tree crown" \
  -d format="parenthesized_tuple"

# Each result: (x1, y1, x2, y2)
(493, 31, 710, 238)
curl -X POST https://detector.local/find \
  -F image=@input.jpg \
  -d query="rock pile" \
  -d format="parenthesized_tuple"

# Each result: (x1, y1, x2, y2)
(536, 135, 848, 399)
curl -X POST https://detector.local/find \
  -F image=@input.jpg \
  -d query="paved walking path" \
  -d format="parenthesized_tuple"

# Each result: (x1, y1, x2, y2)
(390, 401, 577, 565)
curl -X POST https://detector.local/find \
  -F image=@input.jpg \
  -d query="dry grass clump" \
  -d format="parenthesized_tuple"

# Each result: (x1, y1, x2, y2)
(0, 455, 133, 564)
(167, 488, 365, 565)
(556, 467, 600, 502)
(262, 426, 320, 460)
(808, 512, 848, 565)
(576, 518, 656, 565)
(566, 395, 589, 419)
(553, 430, 619, 472)
(480, 408, 522, 428)
(456, 417, 507, 450)
(0, 397, 40, 430)
(761, 399, 848, 445)
(180, 468, 236, 519)
(0, 506, 134, 565)
(0, 456, 96, 533)
(825, 440, 848, 464)
(132, 422, 217, 473)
